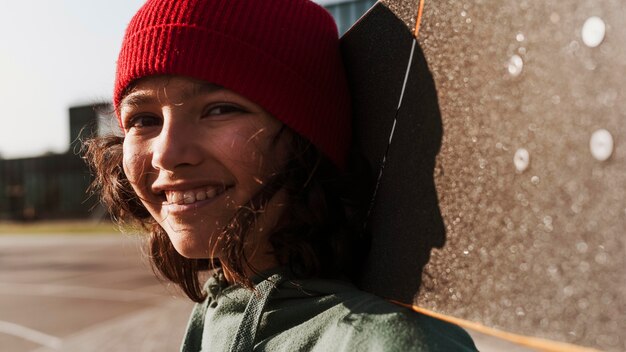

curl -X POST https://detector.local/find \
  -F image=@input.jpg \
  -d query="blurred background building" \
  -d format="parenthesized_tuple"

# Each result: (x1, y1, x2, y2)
(0, 105, 108, 221)
(325, 0, 376, 34)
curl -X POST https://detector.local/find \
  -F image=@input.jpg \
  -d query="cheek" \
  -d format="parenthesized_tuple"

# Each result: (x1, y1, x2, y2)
(212, 126, 267, 170)
(230, 123, 288, 172)
(122, 141, 151, 188)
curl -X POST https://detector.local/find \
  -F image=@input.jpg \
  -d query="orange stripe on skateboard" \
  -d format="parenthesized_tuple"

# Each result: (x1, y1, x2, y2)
(413, 0, 425, 37)
(390, 300, 602, 352)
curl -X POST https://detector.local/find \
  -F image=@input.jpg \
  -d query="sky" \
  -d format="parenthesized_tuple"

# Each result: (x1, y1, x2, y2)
(0, 0, 338, 159)
(0, 0, 146, 158)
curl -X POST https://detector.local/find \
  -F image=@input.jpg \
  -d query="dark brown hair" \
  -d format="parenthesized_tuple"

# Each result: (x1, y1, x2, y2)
(83, 130, 372, 302)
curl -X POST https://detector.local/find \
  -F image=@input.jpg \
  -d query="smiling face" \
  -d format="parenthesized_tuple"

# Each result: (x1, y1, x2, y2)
(120, 76, 290, 265)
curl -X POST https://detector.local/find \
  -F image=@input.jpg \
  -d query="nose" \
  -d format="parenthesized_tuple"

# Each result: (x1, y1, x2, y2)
(151, 117, 203, 172)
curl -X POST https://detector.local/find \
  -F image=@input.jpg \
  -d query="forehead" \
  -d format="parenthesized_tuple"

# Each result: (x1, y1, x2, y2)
(120, 76, 222, 109)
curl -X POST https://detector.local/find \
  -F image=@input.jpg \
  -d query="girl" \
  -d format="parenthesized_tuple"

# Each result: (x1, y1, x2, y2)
(85, 0, 477, 351)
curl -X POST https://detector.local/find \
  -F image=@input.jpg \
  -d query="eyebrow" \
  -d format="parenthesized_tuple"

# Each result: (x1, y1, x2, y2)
(119, 82, 223, 110)
(119, 92, 155, 110)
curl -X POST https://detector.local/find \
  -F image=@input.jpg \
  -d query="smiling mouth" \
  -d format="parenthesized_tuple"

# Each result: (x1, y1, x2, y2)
(163, 186, 229, 205)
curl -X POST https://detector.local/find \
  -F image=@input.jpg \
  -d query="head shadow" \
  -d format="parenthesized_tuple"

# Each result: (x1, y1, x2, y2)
(342, 3, 445, 302)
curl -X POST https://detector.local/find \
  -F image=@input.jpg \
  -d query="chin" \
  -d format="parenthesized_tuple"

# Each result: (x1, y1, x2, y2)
(165, 227, 217, 259)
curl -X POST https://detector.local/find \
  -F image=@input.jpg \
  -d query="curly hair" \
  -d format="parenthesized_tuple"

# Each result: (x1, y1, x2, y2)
(82, 131, 372, 302)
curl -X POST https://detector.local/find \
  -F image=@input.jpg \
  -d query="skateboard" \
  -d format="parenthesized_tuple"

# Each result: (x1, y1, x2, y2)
(342, 1, 624, 351)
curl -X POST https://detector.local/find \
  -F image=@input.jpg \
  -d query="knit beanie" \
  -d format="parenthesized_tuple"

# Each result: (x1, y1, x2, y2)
(114, 0, 352, 168)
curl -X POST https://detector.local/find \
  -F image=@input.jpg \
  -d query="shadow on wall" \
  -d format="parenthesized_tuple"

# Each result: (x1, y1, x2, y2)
(342, 3, 445, 302)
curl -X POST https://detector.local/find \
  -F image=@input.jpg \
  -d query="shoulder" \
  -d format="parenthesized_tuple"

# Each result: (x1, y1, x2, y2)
(320, 288, 477, 352)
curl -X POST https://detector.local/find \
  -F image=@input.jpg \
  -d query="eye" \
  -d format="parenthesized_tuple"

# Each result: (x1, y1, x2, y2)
(126, 114, 161, 129)
(204, 104, 246, 117)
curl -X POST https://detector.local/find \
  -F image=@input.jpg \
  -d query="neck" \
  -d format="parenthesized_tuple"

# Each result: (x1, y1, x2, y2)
(220, 188, 288, 285)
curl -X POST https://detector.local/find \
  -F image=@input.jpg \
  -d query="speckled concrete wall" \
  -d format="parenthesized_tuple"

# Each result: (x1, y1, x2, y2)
(361, 1, 624, 350)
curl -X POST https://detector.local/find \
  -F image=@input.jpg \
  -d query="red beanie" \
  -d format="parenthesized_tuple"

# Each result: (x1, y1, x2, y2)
(114, 0, 352, 168)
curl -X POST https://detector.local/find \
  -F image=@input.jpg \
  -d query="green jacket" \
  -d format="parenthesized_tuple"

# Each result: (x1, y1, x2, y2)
(181, 269, 477, 351)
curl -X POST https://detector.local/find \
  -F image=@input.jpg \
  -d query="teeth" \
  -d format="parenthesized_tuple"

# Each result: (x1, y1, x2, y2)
(183, 191, 195, 204)
(166, 186, 224, 205)
(171, 192, 184, 204)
